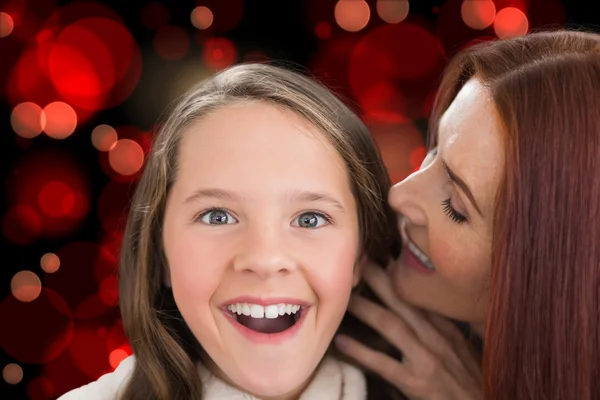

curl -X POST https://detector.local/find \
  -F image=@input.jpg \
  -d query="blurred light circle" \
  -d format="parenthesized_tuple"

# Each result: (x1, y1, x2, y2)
(109, 348, 129, 369)
(27, 376, 54, 400)
(202, 37, 237, 70)
(98, 276, 119, 306)
(461, 0, 496, 30)
(0, 289, 73, 365)
(37, 181, 75, 218)
(191, 6, 214, 30)
(40, 14, 142, 112)
(315, 22, 332, 39)
(2, 205, 43, 245)
(154, 25, 190, 60)
(370, 122, 425, 184)
(3, 363, 23, 385)
(108, 139, 145, 176)
(494, 7, 529, 39)
(376, 0, 409, 24)
(7, 49, 60, 115)
(335, 0, 371, 32)
(48, 23, 113, 111)
(91, 124, 118, 151)
(41, 253, 61, 274)
(410, 146, 428, 170)
(11, 271, 42, 303)
(0, 12, 14, 38)
(5, 149, 91, 239)
(43, 102, 77, 139)
(11, 102, 46, 139)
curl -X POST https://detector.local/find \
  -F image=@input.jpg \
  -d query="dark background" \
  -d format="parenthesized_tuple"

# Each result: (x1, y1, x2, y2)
(1, 0, 598, 398)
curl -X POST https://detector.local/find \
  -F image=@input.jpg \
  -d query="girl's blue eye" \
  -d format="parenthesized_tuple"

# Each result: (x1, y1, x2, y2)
(198, 209, 238, 225)
(292, 212, 330, 229)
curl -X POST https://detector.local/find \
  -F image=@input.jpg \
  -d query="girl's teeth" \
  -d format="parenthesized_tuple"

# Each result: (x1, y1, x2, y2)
(227, 303, 302, 319)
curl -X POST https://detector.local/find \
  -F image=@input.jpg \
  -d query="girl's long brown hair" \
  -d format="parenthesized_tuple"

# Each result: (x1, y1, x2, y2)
(428, 30, 600, 399)
(118, 63, 401, 400)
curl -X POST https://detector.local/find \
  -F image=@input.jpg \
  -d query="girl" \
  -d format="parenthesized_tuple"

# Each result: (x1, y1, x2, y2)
(59, 63, 400, 399)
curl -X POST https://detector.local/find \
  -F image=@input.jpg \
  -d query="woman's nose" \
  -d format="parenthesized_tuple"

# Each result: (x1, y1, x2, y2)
(388, 169, 429, 227)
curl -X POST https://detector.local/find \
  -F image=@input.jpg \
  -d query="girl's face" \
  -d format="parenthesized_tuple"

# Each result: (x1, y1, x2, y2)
(162, 101, 360, 399)
(387, 79, 504, 333)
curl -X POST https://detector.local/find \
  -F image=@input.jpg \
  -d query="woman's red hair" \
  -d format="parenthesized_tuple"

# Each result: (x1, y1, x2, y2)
(429, 30, 600, 399)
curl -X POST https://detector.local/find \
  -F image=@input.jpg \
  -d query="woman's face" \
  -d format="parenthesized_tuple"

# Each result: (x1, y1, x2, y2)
(387, 79, 504, 332)
(162, 101, 360, 399)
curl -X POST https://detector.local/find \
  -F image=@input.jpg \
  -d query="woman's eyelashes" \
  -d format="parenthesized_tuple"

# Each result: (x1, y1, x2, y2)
(195, 208, 333, 229)
(441, 198, 468, 224)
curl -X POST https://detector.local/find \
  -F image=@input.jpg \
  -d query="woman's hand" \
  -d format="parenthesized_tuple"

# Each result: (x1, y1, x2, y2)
(335, 261, 483, 400)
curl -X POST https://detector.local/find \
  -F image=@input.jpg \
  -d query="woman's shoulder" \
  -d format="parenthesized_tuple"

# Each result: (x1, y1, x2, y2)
(57, 355, 136, 400)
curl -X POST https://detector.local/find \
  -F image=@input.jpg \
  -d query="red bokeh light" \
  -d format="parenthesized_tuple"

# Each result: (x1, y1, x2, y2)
(11, 270, 42, 303)
(92, 124, 119, 151)
(41, 253, 61, 274)
(0, 288, 74, 364)
(153, 25, 190, 60)
(376, 0, 410, 24)
(494, 7, 529, 39)
(370, 122, 425, 184)
(7, 49, 61, 110)
(68, 322, 113, 379)
(108, 139, 145, 176)
(360, 82, 410, 124)
(314, 22, 332, 40)
(349, 23, 446, 121)
(191, 6, 214, 30)
(308, 35, 362, 103)
(11, 102, 46, 139)
(37, 181, 75, 218)
(28, 4, 143, 114)
(43, 102, 77, 139)
(98, 276, 119, 306)
(409, 146, 428, 170)
(3, 363, 24, 385)
(109, 349, 129, 370)
(335, 0, 371, 32)
(5, 148, 91, 238)
(44, 242, 118, 320)
(3, 204, 43, 246)
(461, 0, 496, 30)
(202, 37, 237, 70)
(27, 376, 55, 400)
(0, 12, 15, 38)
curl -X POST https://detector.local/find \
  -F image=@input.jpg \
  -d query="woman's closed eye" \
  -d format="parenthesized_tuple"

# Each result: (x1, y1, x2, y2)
(291, 211, 332, 229)
(196, 208, 238, 225)
(441, 198, 467, 224)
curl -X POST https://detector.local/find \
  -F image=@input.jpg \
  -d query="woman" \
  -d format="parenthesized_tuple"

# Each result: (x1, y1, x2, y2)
(336, 30, 600, 400)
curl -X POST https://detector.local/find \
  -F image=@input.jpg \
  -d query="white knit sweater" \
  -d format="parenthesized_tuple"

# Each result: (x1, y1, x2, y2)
(57, 355, 367, 400)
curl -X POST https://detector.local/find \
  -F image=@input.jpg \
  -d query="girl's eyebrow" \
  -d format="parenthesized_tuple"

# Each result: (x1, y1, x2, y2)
(183, 188, 346, 213)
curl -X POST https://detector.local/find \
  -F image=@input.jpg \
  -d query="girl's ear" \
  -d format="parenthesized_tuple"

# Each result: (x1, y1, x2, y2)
(352, 253, 368, 288)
